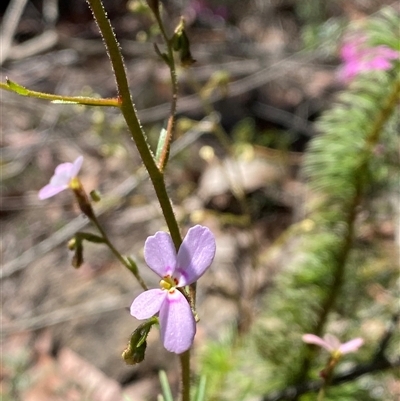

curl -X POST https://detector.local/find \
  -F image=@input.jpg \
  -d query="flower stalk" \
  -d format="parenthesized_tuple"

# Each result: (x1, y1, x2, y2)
(149, 2, 179, 172)
(38, 155, 148, 289)
(74, 181, 148, 290)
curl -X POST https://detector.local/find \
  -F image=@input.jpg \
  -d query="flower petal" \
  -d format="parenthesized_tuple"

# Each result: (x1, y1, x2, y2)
(49, 172, 71, 187)
(339, 338, 364, 354)
(38, 183, 69, 199)
(324, 334, 341, 351)
(55, 161, 75, 177)
(130, 289, 167, 319)
(159, 289, 196, 354)
(71, 156, 84, 177)
(302, 334, 332, 352)
(144, 231, 177, 278)
(175, 225, 216, 286)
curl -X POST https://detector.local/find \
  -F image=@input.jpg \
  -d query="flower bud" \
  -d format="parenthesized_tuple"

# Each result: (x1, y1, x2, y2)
(90, 190, 102, 202)
(172, 18, 195, 67)
(122, 318, 157, 365)
(122, 340, 147, 365)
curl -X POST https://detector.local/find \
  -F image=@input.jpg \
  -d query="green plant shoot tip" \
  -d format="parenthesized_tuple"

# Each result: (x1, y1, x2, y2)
(6, 78, 29, 95)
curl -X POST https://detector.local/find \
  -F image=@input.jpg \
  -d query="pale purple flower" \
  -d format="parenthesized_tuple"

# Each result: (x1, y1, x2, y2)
(302, 333, 364, 356)
(130, 225, 216, 354)
(38, 156, 83, 199)
(338, 36, 399, 82)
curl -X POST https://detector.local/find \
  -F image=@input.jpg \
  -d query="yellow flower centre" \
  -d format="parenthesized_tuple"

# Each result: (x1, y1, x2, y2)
(160, 276, 177, 292)
(331, 349, 342, 361)
(69, 177, 82, 190)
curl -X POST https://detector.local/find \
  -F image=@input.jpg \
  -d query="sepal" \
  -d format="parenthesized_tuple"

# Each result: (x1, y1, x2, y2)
(122, 317, 158, 365)
(171, 18, 196, 67)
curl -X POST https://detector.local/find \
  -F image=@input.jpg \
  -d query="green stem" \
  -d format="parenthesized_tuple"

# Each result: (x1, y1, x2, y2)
(85, 0, 182, 250)
(152, 10, 194, 401)
(152, 9, 179, 172)
(317, 358, 336, 401)
(72, 179, 148, 289)
(179, 350, 191, 401)
(0, 81, 120, 106)
(90, 212, 148, 290)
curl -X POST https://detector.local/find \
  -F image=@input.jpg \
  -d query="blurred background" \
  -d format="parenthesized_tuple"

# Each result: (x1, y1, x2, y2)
(1, 1, 399, 400)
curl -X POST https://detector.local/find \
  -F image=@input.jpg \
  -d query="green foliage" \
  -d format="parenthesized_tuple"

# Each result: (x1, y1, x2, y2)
(302, 17, 345, 55)
(299, 379, 378, 401)
(198, 331, 262, 400)
(200, 8, 399, 400)
(159, 370, 174, 401)
(199, 335, 237, 399)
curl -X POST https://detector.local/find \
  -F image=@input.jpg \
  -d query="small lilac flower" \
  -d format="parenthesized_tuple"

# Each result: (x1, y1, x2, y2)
(338, 36, 399, 82)
(130, 225, 216, 354)
(302, 333, 364, 356)
(38, 156, 83, 200)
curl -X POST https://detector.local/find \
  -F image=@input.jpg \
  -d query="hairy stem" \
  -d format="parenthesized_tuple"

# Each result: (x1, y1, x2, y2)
(179, 350, 191, 401)
(86, 0, 182, 250)
(152, 8, 179, 172)
(85, 2, 193, 399)
(90, 213, 148, 290)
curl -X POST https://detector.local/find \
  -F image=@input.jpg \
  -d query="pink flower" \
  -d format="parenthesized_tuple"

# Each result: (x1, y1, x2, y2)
(130, 225, 216, 354)
(302, 333, 364, 356)
(338, 36, 398, 82)
(38, 156, 83, 199)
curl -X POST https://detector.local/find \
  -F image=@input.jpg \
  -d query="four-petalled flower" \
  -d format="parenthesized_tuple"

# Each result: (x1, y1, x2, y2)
(302, 333, 364, 357)
(38, 156, 83, 199)
(130, 225, 216, 354)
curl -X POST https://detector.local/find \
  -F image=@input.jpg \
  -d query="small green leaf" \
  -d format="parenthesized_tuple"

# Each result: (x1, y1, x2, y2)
(195, 375, 207, 401)
(6, 79, 29, 96)
(159, 370, 173, 401)
(126, 256, 139, 275)
(155, 127, 168, 162)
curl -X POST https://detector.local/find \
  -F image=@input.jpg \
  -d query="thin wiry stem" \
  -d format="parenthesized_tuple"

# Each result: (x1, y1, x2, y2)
(85, 0, 182, 250)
